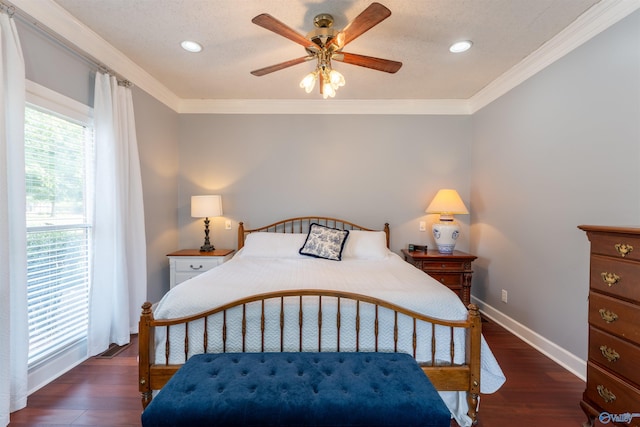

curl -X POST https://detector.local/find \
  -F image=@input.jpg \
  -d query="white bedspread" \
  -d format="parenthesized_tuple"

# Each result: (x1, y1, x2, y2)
(153, 250, 505, 426)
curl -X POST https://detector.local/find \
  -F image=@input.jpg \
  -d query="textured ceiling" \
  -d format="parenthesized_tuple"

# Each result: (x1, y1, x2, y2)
(48, 0, 603, 101)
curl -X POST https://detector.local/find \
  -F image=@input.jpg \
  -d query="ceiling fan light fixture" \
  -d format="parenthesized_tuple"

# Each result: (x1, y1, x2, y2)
(300, 71, 318, 93)
(300, 63, 345, 98)
(449, 40, 473, 53)
(181, 40, 203, 53)
(322, 81, 336, 99)
(329, 69, 345, 89)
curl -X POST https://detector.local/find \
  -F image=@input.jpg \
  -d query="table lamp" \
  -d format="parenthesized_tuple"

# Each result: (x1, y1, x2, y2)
(425, 189, 469, 254)
(191, 195, 223, 252)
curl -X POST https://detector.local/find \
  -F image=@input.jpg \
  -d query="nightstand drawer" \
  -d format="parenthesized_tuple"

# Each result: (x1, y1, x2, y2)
(428, 272, 463, 287)
(419, 261, 468, 271)
(167, 249, 235, 289)
(401, 249, 476, 307)
(173, 258, 222, 272)
(175, 272, 205, 284)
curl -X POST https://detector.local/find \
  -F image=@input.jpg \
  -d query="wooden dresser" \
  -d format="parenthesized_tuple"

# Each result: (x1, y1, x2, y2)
(579, 225, 640, 427)
(401, 249, 477, 306)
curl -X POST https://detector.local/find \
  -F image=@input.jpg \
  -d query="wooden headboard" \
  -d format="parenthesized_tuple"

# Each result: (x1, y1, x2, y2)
(238, 217, 390, 250)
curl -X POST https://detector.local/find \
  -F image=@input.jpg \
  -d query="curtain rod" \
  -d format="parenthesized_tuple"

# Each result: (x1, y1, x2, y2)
(1, 0, 131, 86)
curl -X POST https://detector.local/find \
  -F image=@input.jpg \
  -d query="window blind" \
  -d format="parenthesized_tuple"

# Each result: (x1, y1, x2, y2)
(25, 106, 94, 367)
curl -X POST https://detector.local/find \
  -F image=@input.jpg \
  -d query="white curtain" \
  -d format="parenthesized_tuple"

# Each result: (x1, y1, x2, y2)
(0, 9, 28, 426)
(88, 72, 147, 356)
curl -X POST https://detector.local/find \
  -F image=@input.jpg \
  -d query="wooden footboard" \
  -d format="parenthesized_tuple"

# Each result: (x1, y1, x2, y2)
(138, 290, 482, 423)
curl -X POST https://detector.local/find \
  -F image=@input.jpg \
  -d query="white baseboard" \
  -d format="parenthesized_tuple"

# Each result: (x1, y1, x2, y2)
(471, 296, 587, 381)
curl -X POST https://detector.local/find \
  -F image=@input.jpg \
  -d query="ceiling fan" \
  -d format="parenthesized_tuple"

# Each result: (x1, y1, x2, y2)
(250, 2, 402, 98)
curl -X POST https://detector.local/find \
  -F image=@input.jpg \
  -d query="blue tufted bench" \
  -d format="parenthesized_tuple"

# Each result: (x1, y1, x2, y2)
(141, 352, 450, 427)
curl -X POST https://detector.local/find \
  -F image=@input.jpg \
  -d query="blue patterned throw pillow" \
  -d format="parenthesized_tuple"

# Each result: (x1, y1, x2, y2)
(299, 223, 349, 261)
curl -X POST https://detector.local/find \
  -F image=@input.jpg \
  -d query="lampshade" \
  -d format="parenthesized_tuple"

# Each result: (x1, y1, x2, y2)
(191, 195, 223, 218)
(425, 189, 469, 216)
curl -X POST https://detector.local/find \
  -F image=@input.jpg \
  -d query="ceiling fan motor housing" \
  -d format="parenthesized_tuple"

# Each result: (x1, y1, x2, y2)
(307, 13, 338, 48)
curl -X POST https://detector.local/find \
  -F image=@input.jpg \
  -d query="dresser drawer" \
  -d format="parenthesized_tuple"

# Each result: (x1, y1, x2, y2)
(589, 327, 640, 387)
(589, 292, 640, 346)
(590, 255, 640, 303)
(585, 362, 640, 425)
(589, 232, 640, 262)
(173, 258, 222, 272)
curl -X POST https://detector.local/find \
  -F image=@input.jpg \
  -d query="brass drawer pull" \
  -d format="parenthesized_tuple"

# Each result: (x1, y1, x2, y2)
(614, 243, 633, 257)
(597, 384, 616, 403)
(598, 308, 618, 323)
(599, 345, 620, 362)
(600, 272, 620, 287)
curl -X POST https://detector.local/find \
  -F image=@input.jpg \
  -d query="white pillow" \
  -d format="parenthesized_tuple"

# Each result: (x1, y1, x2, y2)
(342, 230, 389, 260)
(239, 232, 307, 258)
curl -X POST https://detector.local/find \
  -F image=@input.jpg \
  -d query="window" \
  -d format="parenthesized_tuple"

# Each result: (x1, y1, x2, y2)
(25, 90, 94, 368)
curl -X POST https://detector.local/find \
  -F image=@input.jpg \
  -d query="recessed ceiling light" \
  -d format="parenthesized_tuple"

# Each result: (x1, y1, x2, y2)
(449, 40, 473, 53)
(181, 40, 203, 53)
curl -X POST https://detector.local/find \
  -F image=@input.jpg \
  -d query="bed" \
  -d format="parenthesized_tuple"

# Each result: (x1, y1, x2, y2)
(138, 217, 505, 426)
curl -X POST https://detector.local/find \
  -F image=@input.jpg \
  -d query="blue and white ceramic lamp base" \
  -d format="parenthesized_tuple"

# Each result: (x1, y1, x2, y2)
(432, 220, 460, 254)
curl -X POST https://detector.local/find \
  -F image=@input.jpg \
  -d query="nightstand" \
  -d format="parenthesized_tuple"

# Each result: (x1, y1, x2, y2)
(167, 249, 234, 289)
(401, 249, 477, 306)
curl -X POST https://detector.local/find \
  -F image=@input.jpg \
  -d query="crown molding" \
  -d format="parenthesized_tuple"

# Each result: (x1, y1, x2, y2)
(468, 0, 640, 113)
(11, 0, 640, 115)
(177, 98, 472, 115)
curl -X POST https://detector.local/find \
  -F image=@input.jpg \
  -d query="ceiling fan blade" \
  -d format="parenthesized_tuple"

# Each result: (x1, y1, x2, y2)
(332, 2, 391, 48)
(333, 52, 402, 73)
(252, 13, 314, 48)
(251, 56, 313, 76)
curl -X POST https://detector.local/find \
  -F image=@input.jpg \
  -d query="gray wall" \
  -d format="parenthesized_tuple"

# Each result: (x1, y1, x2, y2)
(19, 19, 180, 305)
(470, 10, 640, 359)
(177, 114, 473, 255)
(133, 88, 180, 302)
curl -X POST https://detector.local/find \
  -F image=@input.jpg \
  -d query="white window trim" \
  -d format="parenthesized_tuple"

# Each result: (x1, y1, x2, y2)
(26, 80, 92, 124)
(25, 79, 94, 395)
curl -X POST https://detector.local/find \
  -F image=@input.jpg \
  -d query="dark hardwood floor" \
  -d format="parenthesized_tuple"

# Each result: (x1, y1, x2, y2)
(455, 319, 587, 427)
(9, 319, 588, 427)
